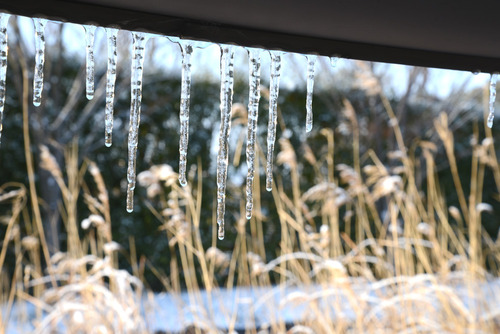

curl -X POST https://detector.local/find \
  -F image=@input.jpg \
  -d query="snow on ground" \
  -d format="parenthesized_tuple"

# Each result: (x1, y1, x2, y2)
(3, 276, 500, 333)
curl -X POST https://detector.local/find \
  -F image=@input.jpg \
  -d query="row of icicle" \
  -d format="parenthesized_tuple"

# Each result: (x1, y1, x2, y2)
(0, 13, 497, 240)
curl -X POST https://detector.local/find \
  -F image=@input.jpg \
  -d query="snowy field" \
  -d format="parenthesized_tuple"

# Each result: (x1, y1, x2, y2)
(3, 276, 500, 333)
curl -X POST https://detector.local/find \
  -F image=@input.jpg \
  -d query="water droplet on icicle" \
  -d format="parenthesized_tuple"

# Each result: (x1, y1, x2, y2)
(487, 73, 497, 129)
(0, 13, 10, 146)
(265, 51, 282, 192)
(83, 25, 97, 100)
(126, 32, 149, 213)
(305, 55, 317, 132)
(32, 18, 48, 107)
(216, 45, 235, 240)
(105, 27, 118, 147)
(178, 41, 193, 187)
(245, 48, 262, 220)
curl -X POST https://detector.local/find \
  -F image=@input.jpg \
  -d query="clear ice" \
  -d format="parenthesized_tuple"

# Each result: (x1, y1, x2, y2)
(178, 41, 193, 187)
(330, 56, 339, 67)
(84, 25, 97, 100)
(32, 18, 48, 107)
(216, 45, 235, 240)
(488, 73, 497, 129)
(245, 48, 262, 220)
(265, 51, 282, 192)
(305, 55, 317, 132)
(0, 13, 10, 145)
(126, 32, 148, 213)
(105, 27, 119, 147)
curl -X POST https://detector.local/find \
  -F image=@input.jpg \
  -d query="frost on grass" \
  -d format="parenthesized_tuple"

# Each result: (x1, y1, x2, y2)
(31, 252, 147, 333)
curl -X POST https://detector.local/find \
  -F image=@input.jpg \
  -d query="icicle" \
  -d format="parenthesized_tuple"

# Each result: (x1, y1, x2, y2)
(167, 36, 211, 50)
(0, 13, 10, 145)
(216, 45, 235, 240)
(487, 73, 497, 129)
(178, 41, 193, 187)
(245, 48, 262, 220)
(265, 51, 282, 192)
(105, 27, 119, 147)
(330, 56, 339, 68)
(305, 55, 317, 133)
(84, 25, 97, 100)
(32, 18, 48, 107)
(126, 32, 148, 213)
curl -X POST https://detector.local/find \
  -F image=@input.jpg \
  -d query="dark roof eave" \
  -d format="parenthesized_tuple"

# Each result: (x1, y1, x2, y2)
(1, 0, 499, 73)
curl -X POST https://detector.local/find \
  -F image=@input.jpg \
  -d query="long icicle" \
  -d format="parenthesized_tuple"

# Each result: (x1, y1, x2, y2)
(487, 73, 497, 128)
(216, 45, 235, 240)
(105, 27, 119, 147)
(32, 18, 48, 107)
(245, 48, 262, 220)
(126, 32, 148, 213)
(178, 41, 193, 187)
(84, 25, 97, 100)
(305, 55, 317, 132)
(0, 13, 10, 145)
(265, 51, 282, 192)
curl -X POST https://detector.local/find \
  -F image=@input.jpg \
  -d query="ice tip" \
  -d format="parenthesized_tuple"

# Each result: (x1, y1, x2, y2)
(179, 176, 188, 187)
(306, 123, 313, 132)
(33, 100, 41, 107)
(126, 207, 133, 213)
(105, 135, 112, 147)
(86, 93, 94, 101)
(488, 119, 494, 129)
(217, 225, 225, 240)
